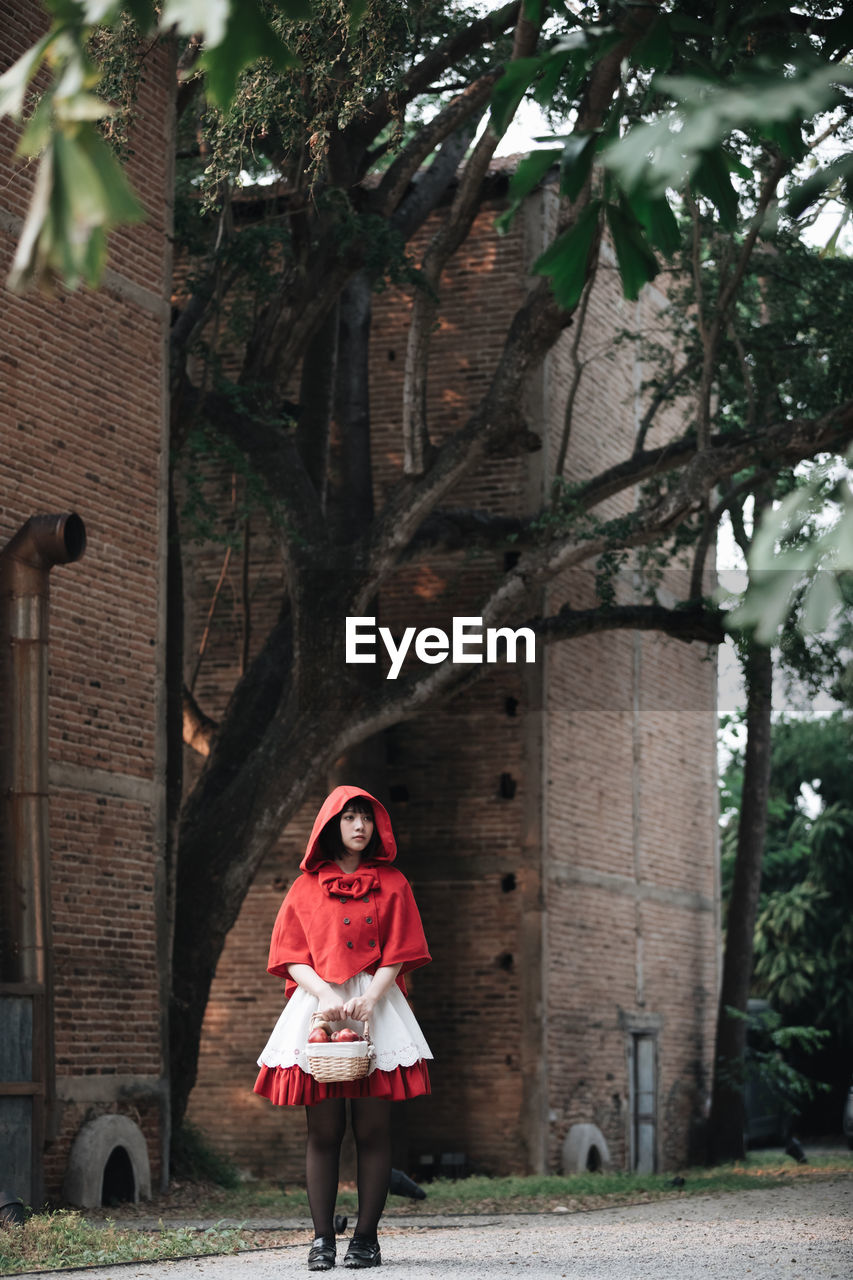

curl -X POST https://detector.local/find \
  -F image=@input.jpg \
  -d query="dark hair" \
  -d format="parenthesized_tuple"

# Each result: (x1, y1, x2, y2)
(319, 797, 379, 860)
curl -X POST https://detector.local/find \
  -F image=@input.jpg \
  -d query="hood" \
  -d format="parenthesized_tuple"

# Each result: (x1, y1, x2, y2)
(300, 785, 397, 872)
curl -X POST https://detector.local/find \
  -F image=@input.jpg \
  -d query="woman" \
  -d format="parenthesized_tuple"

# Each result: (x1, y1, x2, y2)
(255, 785, 432, 1271)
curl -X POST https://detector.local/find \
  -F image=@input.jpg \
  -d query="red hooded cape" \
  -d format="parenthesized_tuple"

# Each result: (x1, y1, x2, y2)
(267, 786, 430, 998)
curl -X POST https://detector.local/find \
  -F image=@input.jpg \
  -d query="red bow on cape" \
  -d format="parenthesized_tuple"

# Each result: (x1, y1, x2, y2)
(318, 865, 380, 899)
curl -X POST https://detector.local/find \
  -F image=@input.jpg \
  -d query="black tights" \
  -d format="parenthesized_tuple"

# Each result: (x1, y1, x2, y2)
(305, 1098, 391, 1241)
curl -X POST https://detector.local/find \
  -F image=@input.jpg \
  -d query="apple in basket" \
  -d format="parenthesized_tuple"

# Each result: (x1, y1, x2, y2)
(331, 1028, 362, 1042)
(307, 1026, 331, 1043)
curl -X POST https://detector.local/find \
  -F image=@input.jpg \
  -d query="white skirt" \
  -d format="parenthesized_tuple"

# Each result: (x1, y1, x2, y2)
(257, 972, 433, 1078)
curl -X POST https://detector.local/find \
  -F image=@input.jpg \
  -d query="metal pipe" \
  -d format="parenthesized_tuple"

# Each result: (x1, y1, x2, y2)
(0, 513, 86, 983)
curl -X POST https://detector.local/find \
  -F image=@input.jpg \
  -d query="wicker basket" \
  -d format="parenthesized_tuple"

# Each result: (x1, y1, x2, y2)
(306, 1015, 373, 1082)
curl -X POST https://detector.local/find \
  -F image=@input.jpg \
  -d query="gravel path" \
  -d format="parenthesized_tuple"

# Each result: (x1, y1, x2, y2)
(18, 1178, 852, 1279)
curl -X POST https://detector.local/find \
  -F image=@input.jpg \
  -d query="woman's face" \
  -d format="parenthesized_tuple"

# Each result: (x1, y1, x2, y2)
(339, 804, 374, 857)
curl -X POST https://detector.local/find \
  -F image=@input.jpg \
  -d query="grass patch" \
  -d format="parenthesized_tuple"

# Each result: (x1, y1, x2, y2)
(11, 1152, 848, 1274)
(92, 1149, 853, 1224)
(0, 1209, 252, 1276)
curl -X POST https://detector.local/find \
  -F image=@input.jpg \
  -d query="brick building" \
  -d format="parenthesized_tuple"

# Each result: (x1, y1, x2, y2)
(1, 3, 718, 1206)
(184, 192, 719, 1179)
(0, 2, 174, 1207)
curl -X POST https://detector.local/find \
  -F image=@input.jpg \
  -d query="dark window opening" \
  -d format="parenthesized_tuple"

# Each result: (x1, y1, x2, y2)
(498, 773, 517, 799)
(501, 873, 517, 893)
(504, 697, 518, 717)
(586, 1144, 602, 1173)
(101, 1145, 136, 1207)
(497, 952, 514, 971)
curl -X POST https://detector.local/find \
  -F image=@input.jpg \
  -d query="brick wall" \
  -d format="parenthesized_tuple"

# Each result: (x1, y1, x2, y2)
(184, 188, 718, 1179)
(1, 1, 174, 1200)
(541, 218, 718, 1173)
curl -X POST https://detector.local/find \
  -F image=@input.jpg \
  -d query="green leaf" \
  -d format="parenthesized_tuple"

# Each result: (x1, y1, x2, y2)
(58, 91, 118, 123)
(559, 132, 597, 202)
(490, 57, 541, 137)
(631, 15, 674, 73)
(201, 0, 299, 109)
(692, 148, 740, 230)
(8, 141, 55, 291)
(605, 203, 659, 300)
(496, 148, 560, 232)
(532, 201, 601, 310)
(762, 118, 806, 163)
(801, 571, 841, 636)
(605, 63, 853, 200)
(788, 153, 853, 221)
(0, 31, 56, 120)
(17, 96, 55, 157)
(9, 119, 144, 292)
(80, 0, 123, 21)
(346, 0, 369, 34)
(532, 50, 572, 108)
(75, 123, 145, 226)
(727, 569, 799, 643)
(622, 189, 680, 256)
(161, 0, 230, 47)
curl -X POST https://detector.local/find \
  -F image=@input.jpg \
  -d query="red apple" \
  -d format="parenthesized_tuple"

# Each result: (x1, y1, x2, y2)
(335, 1028, 361, 1042)
(308, 1027, 330, 1043)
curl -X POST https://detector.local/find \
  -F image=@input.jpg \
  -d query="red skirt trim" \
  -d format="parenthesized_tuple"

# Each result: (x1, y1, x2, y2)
(254, 1060, 431, 1106)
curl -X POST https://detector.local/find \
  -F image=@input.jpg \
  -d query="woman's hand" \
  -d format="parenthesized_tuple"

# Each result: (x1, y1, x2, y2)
(287, 965, 346, 1020)
(343, 993, 376, 1024)
(317, 991, 348, 1022)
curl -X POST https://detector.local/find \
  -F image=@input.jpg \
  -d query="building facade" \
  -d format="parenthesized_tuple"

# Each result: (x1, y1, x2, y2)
(184, 191, 719, 1180)
(0, 1, 174, 1206)
(2, 2, 718, 1202)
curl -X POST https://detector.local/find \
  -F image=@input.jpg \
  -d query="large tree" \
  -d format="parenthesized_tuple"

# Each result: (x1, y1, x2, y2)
(5, 1, 853, 1133)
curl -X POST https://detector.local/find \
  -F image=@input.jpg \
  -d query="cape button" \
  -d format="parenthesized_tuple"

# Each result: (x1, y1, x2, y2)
(346, 940, 354, 949)
(343, 917, 350, 925)
(365, 916, 372, 924)
(368, 939, 376, 947)
(339, 896, 348, 903)
(362, 895, 370, 903)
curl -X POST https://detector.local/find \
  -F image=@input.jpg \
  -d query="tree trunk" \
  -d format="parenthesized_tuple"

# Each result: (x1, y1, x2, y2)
(709, 636, 773, 1161)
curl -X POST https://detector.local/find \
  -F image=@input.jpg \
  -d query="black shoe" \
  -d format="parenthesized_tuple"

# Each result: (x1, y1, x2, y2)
(308, 1235, 336, 1271)
(343, 1235, 381, 1268)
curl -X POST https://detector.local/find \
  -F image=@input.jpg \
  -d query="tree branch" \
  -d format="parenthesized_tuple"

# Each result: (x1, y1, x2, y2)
(324, 597, 724, 758)
(633, 354, 701, 455)
(373, 73, 499, 220)
(696, 154, 789, 446)
(688, 470, 770, 601)
(535, 599, 725, 647)
(554, 259, 598, 477)
(390, 117, 485, 241)
(366, 0, 666, 579)
(182, 684, 218, 757)
(401, 5, 543, 476)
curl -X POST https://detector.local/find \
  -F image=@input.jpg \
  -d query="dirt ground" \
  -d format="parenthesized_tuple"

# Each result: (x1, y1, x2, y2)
(18, 1174, 853, 1279)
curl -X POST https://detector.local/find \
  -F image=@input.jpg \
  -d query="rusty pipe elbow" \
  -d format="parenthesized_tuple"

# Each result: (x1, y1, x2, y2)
(0, 514, 86, 581)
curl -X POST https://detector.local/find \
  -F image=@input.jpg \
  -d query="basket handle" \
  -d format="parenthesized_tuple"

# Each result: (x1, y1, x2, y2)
(310, 1009, 372, 1044)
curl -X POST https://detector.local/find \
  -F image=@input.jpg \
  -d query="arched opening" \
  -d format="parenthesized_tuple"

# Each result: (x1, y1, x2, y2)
(101, 1145, 136, 1207)
(586, 1144, 602, 1173)
(64, 1114, 150, 1209)
(100, 1146, 135, 1203)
